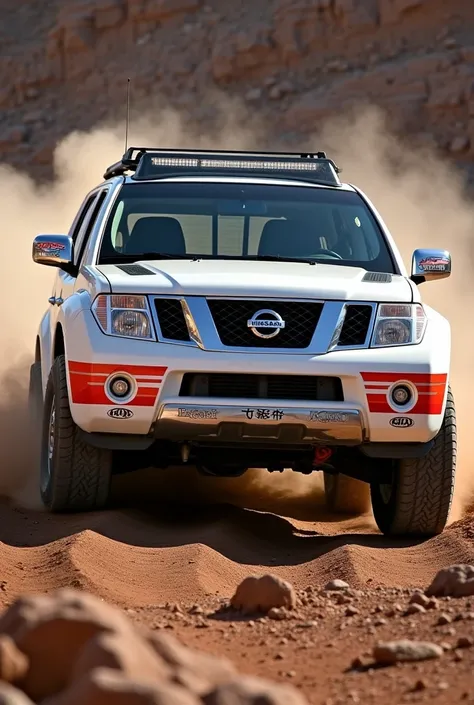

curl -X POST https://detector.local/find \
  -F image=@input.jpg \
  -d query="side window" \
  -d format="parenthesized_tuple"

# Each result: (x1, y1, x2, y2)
(70, 194, 98, 243)
(74, 190, 108, 267)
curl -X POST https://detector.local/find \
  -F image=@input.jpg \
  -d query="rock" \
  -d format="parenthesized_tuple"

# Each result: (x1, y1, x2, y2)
(406, 604, 426, 615)
(145, 632, 236, 696)
(413, 679, 427, 691)
(324, 580, 349, 592)
(230, 575, 296, 615)
(409, 592, 430, 607)
(436, 613, 452, 626)
(204, 675, 308, 704)
(0, 590, 134, 700)
(44, 667, 201, 705)
(0, 637, 29, 685)
(267, 608, 288, 621)
(456, 636, 474, 649)
(373, 640, 443, 665)
(426, 565, 474, 598)
(72, 631, 170, 683)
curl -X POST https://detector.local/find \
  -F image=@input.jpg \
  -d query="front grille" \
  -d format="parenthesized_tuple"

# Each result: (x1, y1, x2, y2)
(180, 373, 344, 402)
(207, 299, 323, 348)
(154, 299, 190, 341)
(337, 305, 373, 346)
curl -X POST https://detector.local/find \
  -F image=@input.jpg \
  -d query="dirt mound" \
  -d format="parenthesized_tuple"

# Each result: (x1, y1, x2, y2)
(0, 495, 473, 612)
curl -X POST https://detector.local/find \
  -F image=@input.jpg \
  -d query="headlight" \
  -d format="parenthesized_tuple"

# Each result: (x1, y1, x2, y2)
(92, 295, 155, 340)
(371, 303, 427, 348)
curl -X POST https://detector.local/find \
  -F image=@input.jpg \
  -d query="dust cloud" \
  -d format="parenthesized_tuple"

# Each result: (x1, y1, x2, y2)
(0, 103, 472, 525)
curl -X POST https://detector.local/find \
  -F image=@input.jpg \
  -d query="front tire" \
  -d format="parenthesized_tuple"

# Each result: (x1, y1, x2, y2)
(370, 386, 456, 537)
(40, 355, 112, 512)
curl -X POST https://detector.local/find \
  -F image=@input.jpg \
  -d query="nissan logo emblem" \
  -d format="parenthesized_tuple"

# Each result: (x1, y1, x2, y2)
(247, 309, 286, 339)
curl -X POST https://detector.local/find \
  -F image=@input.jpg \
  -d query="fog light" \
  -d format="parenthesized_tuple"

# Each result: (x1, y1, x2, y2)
(110, 377, 131, 398)
(391, 384, 412, 406)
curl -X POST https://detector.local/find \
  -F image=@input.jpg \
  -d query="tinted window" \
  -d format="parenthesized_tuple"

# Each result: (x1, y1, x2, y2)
(99, 182, 396, 273)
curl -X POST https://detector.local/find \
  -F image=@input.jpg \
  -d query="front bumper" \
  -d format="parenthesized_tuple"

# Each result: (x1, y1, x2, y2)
(65, 310, 450, 447)
(155, 404, 364, 444)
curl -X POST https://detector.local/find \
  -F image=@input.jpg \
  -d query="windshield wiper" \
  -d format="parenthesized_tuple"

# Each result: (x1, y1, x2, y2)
(244, 254, 316, 265)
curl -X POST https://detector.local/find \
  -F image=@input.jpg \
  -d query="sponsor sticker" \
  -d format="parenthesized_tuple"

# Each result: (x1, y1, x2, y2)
(36, 241, 66, 251)
(178, 408, 218, 420)
(107, 408, 134, 419)
(389, 416, 414, 428)
(309, 411, 349, 423)
(241, 408, 285, 420)
(418, 256, 450, 272)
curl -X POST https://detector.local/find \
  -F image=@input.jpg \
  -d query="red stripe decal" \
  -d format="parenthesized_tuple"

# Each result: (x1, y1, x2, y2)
(362, 372, 447, 415)
(361, 372, 447, 384)
(69, 361, 167, 376)
(68, 361, 166, 406)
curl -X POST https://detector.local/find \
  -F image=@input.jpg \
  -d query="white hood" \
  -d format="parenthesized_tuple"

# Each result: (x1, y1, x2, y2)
(95, 259, 414, 303)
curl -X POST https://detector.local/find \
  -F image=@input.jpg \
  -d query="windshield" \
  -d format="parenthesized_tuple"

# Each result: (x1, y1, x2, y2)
(98, 182, 396, 273)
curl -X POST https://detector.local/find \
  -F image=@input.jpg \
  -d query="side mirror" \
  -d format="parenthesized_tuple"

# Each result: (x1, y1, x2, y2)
(32, 235, 74, 270)
(411, 248, 451, 284)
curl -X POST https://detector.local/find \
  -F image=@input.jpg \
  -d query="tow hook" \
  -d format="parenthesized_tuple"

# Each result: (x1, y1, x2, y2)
(313, 446, 334, 471)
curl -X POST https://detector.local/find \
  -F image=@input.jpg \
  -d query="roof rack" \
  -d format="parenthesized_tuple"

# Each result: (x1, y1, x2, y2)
(103, 147, 342, 187)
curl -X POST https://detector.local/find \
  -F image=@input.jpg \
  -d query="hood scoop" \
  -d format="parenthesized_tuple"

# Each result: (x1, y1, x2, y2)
(362, 271, 392, 283)
(115, 264, 156, 276)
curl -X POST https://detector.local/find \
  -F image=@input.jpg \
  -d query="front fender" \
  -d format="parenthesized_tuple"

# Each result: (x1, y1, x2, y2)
(56, 290, 94, 361)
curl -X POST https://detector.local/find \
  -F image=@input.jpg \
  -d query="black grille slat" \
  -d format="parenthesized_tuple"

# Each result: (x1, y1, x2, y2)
(154, 299, 190, 341)
(180, 373, 343, 402)
(207, 299, 323, 348)
(337, 305, 373, 347)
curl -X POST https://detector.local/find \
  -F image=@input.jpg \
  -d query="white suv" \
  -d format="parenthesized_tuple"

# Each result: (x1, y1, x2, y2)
(30, 148, 455, 537)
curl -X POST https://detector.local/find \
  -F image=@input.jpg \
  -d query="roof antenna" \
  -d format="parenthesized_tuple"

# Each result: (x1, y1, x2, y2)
(124, 78, 131, 153)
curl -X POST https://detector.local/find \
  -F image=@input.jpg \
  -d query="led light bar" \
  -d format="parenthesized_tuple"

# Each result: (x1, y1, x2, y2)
(130, 150, 341, 186)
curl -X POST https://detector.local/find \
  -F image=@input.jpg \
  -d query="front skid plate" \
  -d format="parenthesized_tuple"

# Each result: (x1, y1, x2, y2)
(155, 403, 364, 444)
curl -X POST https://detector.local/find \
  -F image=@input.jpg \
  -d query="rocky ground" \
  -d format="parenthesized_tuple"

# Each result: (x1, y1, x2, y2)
(0, 557, 473, 704)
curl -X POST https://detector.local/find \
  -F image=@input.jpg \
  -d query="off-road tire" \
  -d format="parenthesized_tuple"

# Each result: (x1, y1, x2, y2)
(324, 472, 370, 515)
(370, 385, 456, 537)
(29, 361, 43, 449)
(40, 354, 112, 512)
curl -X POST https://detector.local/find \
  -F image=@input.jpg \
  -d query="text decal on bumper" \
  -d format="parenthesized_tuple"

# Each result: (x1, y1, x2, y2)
(68, 361, 167, 406)
(361, 372, 447, 415)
